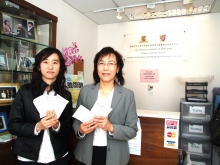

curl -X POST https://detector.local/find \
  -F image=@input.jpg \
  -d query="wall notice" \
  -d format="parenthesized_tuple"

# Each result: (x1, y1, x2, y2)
(123, 31, 186, 61)
(65, 74, 84, 108)
(140, 69, 158, 82)
(128, 118, 142, 155)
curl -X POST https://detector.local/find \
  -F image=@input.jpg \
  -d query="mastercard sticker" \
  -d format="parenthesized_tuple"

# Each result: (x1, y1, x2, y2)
(167, 132, 176, 138)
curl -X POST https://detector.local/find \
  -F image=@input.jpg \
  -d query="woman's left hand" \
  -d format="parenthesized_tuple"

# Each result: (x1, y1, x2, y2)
(93, 116, 114, 133)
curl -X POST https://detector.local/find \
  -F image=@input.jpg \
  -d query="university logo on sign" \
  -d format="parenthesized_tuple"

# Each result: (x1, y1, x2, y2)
(160, 34, 166, 42)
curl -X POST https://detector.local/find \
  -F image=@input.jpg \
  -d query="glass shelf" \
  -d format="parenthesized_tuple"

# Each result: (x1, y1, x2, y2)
(0, 0, 57, 98)
(0, 33, 50, 47)
(0, 0, 53, 46)
(0, 69, 32, 74)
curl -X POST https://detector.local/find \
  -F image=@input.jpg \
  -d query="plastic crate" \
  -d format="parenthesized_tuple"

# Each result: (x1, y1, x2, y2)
(180, 122, 210, 141)
(180, 138, 212, 159)
(180, 99, 213, 123)
(191, 158, 211, 165)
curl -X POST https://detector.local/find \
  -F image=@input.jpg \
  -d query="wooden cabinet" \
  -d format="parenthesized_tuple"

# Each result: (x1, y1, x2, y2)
(128, 117, 178, 165)
(0, 140, 17, 165)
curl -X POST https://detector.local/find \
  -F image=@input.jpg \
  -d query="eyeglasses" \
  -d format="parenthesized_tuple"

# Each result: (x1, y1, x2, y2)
(97, 61, 117, 67)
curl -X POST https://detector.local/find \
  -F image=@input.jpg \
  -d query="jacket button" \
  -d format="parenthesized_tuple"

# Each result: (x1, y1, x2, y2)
(108, 148, 110, 151)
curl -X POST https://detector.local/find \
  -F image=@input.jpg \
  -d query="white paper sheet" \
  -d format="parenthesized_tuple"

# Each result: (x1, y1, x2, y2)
(72, 101, 112, 122)
(33, 94, 69, 118)
(128, 118, 142, 155)
(91, 101, 112, 117)
(72, 105, 94, 122)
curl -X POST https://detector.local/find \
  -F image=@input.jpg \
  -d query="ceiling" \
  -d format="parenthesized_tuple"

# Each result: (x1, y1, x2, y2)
(63, 0, 220, 25)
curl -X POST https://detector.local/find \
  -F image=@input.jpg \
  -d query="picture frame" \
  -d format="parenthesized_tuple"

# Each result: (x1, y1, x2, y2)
(15, 41, 34, 71)
(0, 11, 37, 42)
(13, 72, 32, 85)
(7, 56, 17, 70)
(18, 56, 35, 70)
(0, 83, 20, 103)
(0, 112, 8, 134)
(0, 52, 9, 70)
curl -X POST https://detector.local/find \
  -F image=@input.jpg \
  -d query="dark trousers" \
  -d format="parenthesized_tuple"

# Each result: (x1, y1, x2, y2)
(18, 155, 68, 165)
(78, 146, 107, 165)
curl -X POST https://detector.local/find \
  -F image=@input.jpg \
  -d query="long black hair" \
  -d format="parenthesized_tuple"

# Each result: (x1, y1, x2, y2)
(93, 46, 125, 86)
(31, 47, 67, 96)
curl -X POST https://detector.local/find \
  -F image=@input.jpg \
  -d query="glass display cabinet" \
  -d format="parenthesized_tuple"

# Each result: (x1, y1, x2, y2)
(0, 1, 57, 164)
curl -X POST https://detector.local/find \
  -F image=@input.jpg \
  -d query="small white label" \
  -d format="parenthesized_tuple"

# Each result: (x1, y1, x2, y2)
(192, 160, 206, 165)
(189, 125, 203, 133)
(189, 106, 205, 114)
(188, 142, 202, 153)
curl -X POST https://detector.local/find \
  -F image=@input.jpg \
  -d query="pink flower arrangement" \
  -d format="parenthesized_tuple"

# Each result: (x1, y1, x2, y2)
(62, 42, 83, 66)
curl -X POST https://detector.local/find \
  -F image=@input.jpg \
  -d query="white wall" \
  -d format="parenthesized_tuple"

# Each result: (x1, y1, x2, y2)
(98, 13, 220, 112)
(25, 0, 98, 85)
(23, 0, 220, 112)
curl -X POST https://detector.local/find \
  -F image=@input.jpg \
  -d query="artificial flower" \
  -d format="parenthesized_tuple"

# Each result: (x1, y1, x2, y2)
(62, 42, 83, 66)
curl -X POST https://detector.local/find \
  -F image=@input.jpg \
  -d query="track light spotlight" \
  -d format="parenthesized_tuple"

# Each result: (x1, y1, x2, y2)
(116, 8, 124, 20)
(116, 12, 122, 20)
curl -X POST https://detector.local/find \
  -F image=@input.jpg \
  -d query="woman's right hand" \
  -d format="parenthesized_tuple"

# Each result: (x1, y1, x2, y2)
(79, 120, 97, 134)
(36, 110, 58, 131)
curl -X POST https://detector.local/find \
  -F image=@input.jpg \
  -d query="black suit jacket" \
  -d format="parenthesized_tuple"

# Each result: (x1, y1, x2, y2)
(8, 81, 73, 161)
(28, 27, 35, 39)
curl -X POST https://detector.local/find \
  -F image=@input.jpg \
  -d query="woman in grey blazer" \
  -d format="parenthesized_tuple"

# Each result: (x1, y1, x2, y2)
(73, 47, 138, 165)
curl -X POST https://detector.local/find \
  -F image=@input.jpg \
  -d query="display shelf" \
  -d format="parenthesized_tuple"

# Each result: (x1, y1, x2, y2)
(0, 1, 57, 164)
(0, 69, 32, 73)
(0, 0, 57, 84)
(0, 0, 57, 47)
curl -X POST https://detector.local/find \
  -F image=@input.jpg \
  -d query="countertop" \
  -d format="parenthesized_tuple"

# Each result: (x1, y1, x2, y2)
(137, 109, 180, 119)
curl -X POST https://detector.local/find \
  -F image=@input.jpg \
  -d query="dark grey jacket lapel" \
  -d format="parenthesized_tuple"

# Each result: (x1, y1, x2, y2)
(89, 83, 99, 110)
(109, 83, 122, 118)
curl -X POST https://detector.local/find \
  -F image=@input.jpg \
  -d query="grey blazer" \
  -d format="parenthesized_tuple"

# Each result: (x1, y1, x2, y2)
(73, 83, 138, 165)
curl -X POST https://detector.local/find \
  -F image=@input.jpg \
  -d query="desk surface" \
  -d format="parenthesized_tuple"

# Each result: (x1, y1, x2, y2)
(137, 109, 180, 119)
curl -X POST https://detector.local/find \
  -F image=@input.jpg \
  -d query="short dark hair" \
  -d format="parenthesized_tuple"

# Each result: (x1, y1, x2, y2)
(4, 20, 9, 25)
(93, 46, 125, 86)
(28, 22, 33, 26)
(31, 47, 67, 96)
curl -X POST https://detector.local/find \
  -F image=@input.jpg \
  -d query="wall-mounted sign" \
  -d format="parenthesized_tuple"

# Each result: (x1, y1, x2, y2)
(65, 74, 84, 108)
(164, 119, 179, 149)
(123, 31, 186, 61)
(140, 69, 158, 82)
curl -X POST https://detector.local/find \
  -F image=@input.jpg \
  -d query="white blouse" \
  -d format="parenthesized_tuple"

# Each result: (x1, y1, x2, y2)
(93, 88, 114, 146)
